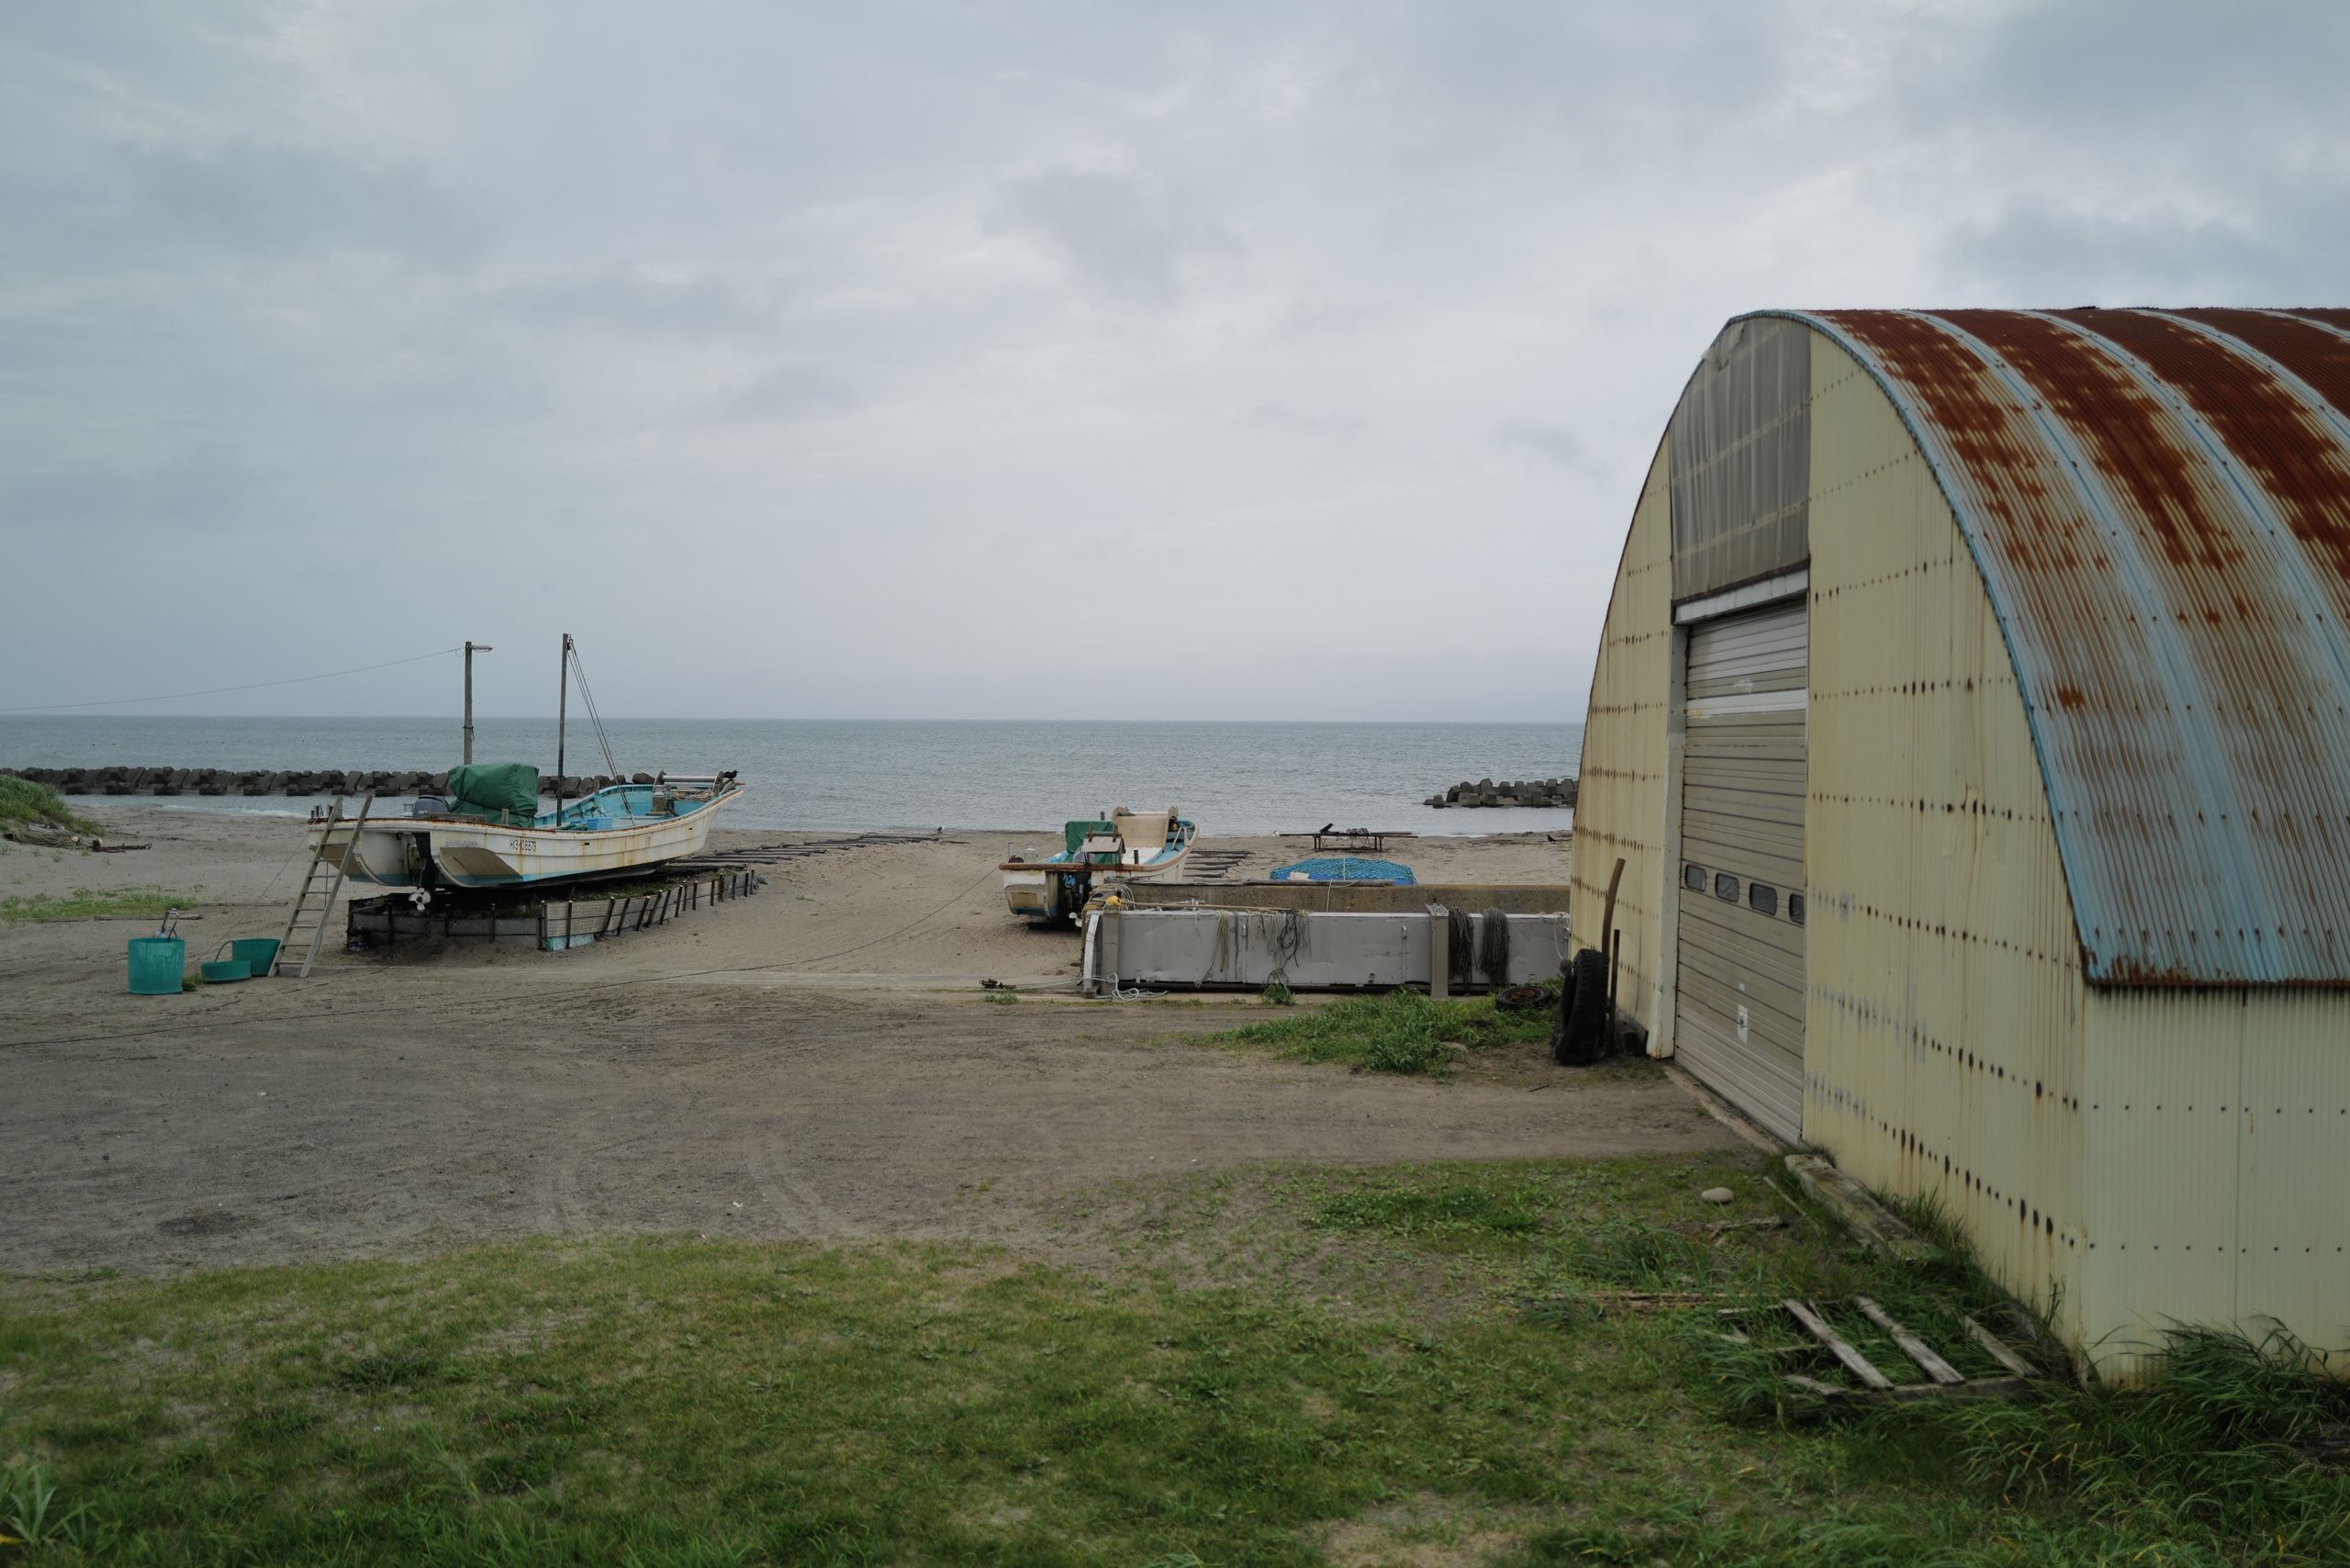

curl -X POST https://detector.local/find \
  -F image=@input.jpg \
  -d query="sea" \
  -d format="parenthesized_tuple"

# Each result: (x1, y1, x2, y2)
(3, 716, 1581, 836)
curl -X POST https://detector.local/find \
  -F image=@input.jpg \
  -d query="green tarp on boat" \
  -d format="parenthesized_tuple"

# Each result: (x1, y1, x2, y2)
(445, 762, 540, 823)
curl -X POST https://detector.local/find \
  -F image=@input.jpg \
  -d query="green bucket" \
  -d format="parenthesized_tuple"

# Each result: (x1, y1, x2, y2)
(230, 937, 282, 977)
(128, 936, 185, 995)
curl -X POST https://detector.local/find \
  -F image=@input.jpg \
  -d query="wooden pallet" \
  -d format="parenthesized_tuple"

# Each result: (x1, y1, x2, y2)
(1732, 1297, 2042, 1402)
(666, 832, 943, 873)
(1182, 850, 1252, 881)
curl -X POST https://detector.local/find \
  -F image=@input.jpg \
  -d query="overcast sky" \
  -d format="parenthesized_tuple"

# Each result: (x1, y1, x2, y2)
(3, 1, 2342, 722)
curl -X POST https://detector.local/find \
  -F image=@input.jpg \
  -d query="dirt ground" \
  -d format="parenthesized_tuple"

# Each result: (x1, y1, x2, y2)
(0, 805, 1727, 1278)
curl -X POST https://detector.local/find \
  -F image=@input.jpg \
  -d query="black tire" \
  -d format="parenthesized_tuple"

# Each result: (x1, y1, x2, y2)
(1497, 984, 1548, 1012)
(1558, 946, 1610, 1066)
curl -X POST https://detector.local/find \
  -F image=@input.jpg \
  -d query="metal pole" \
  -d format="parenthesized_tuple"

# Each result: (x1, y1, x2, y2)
(462, 641, 493, 765)
(1608, 927, 1622, 1033)
(554, 633, 570, 823)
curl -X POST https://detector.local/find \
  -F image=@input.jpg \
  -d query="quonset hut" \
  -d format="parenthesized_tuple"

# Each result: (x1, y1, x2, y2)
(1571, 308, 2350, 1372)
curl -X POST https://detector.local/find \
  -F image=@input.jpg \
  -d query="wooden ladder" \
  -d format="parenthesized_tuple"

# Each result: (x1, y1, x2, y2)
(274, 792, 375, 977)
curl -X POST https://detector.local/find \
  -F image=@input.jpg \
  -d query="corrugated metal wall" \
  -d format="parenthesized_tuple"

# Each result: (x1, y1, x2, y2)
(2082, 989, 2350, 1376)
(1568, 442, 1676, 1036)
(1799, 330, 2091, 1342)
(1669, 317, 1813, 599)
(1576, 309, 2350, 1371)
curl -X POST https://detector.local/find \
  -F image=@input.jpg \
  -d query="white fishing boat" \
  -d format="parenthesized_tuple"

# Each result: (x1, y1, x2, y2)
(319, 773, 742, 890)
(1002, 806, 1196, 922)
(308, 632, 742, 892)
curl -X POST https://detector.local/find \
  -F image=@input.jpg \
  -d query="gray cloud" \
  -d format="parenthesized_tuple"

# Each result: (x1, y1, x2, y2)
(490, 273, 788, 339)
(1380, 0, 1798, 151)
(711, 364, 855, 423)
(112, 140, 482, 263)
(1249, 401, 1360, 440)
(1, 2, 2344, 722)
(1496, 420, 1592, 473)
(2, 448, 268, 539)
(1942, 165, 2350, 306)
(986, 165, 1240, 306)
(1965, 0, 2350, 135)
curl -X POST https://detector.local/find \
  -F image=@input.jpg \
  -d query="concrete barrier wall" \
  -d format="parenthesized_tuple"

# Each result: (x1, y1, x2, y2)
(1087, 907, 1569, 993)
(1121, 881, 1572, 914)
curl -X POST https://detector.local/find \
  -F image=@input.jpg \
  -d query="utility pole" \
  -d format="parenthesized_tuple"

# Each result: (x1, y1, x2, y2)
(463, 641, 493, 764)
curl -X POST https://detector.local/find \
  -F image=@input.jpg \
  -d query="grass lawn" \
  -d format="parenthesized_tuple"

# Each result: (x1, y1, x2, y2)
(5, 1152, 2344, 1565)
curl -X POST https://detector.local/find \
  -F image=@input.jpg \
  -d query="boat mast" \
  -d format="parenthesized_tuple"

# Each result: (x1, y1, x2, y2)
(554, 632, 570, 823)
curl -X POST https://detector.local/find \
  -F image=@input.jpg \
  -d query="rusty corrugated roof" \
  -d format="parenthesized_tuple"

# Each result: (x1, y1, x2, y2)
(1769, 308, 2350, 986)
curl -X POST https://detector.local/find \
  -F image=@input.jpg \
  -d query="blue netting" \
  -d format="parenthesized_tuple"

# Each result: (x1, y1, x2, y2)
(1269, 857, 1416, 884)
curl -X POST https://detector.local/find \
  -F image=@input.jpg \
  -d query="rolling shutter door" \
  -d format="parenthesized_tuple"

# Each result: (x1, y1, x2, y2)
(1675, 601, 1807, 1142)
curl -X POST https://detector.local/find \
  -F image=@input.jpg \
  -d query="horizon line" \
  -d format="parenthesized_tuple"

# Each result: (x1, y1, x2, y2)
(6, 713, 1583, 726)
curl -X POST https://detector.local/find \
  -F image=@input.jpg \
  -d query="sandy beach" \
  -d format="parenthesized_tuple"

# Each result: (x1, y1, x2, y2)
(0, 803, 1575, 989)
(0, 802, 1723, 1280)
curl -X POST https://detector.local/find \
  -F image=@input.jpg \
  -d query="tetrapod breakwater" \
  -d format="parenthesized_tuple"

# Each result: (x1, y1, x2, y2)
(1423, 776, 1578, 809)
(6, 765, 652, 798)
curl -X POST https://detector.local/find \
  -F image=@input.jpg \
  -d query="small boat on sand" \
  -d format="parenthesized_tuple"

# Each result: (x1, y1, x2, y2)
(319, 767, 742, 890)
(1002, 806, 1196, 922)
(308, 632, 741, 893)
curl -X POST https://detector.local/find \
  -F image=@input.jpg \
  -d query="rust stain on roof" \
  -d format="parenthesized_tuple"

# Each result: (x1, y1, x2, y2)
(1944, 308, 2239, 572)
(2062, 308, 2350, 586)
(2175, 308, 2350, 421)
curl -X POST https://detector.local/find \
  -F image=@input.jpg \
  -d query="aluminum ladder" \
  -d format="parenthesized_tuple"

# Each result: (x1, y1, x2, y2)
(273, 792, 375, 978)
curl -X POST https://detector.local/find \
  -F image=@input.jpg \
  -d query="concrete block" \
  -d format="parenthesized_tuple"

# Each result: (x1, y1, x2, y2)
(1427, 904, 1449, 1000)
(1090, 907, 1567, 993)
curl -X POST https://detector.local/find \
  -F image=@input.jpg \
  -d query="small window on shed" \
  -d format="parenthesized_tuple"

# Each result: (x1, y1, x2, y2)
(1749, 882, 1778, 917)
(1714, 871, 1739, 902)
(1683, 863, 1705, 891)
(1788, 892, 1807, 925)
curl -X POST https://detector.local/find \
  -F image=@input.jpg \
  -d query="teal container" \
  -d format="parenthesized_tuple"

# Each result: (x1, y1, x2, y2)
(128, 937, 185, 995)
(229, 937, 281, 976)
(201, 959, 251, 983)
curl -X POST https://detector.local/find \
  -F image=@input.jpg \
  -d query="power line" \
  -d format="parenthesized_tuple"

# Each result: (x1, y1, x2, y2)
(0, 646, 464, 714)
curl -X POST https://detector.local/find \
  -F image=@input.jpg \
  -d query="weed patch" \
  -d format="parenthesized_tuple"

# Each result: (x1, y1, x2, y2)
(1217, 989, 1548, 1077)
(1310, 1179, 1544, 1238)
(0, 776, 102, 838)
(2, 1457, 91, 1552)
(0, 887, 195, 925)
